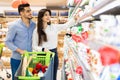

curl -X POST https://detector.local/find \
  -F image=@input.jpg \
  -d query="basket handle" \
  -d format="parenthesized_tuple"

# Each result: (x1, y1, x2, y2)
(22, 51, 55, 58)
(21, 51, 29, 58)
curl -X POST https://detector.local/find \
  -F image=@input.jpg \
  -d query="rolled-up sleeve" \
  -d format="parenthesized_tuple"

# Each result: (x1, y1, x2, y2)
(5, 25, 18, 51)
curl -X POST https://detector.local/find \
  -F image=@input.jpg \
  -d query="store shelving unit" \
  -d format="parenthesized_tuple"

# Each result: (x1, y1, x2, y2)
(62, 0, 120, 80)
(61, 60, 66, 80)
(63, 34, 100, 80)
(67, 0, 120, 52)
(74, 0, 120, 24)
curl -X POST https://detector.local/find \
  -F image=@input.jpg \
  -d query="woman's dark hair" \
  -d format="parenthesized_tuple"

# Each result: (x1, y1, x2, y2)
(37, 9, 51, 45)
(18, 3, 30, 14)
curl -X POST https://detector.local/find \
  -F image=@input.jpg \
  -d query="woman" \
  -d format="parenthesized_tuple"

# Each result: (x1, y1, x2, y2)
(32, 9, 77, 80)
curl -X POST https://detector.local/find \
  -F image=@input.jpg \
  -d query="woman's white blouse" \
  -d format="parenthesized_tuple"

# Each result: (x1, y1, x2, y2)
(32, 18, 75, 51)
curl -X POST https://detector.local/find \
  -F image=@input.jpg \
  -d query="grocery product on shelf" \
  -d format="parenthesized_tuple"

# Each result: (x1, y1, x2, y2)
(62, 0, 120, 80)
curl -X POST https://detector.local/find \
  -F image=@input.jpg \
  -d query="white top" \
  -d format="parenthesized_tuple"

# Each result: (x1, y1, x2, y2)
(32, 18, 75, 51)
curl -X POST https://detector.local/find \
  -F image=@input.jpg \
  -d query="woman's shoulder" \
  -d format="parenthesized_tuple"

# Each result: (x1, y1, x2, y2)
(50, 24, 60, 28)
(50, 23, 59, 26)
(48, 24, 58, 30)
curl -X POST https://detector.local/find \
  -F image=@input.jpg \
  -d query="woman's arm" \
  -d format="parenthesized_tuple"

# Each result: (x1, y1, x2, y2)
(54, 17, 76, 32)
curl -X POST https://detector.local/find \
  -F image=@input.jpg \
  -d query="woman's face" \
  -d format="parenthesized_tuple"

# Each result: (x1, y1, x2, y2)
(42, 11, 51, 23)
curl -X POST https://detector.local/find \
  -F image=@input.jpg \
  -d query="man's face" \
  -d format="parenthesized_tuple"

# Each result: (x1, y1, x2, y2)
(21, 7, 32, 19)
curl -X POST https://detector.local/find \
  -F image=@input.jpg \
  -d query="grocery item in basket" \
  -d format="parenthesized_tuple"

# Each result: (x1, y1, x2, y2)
(32, 68, 39, 75)
(38, 71, 44, 77)
(22, 55, 28, 76)
(32, 62, 48, 75)
(26, 68, 33, 76)
(36, 63, 42, 70)
(41, 65, 48, 73)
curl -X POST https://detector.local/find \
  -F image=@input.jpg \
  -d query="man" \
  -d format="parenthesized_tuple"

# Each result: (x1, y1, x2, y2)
(5, 3, 35, 80)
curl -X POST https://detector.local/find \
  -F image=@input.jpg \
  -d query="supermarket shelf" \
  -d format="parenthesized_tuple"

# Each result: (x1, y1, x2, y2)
(64, 0, 120, 80)
(76, 0, 117, 24)
(69, 0, 82, 18)
(93, 0, 120, 16)
(86, 39, 120, 52)
(64, 32, 120, 80)
(65, 48, 77, 80)
(69, 60, 76, 80)
(61, 61, 66, 80)
(70, 0, 90, 18)
(79, 3, 120, 23)
(65, 36, 95, 80)
(69, 50, 84, 80)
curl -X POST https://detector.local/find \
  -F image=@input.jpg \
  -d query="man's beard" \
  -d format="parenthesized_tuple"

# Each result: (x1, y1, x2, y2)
(28, 17, 33, 20)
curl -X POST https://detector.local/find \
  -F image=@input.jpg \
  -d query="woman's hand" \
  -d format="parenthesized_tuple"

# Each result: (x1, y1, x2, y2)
(44, 48, 51, 53)
(74, 13, 80, 21)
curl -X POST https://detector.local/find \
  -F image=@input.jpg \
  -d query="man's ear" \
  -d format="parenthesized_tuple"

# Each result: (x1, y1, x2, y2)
(19, 11, 22, 16)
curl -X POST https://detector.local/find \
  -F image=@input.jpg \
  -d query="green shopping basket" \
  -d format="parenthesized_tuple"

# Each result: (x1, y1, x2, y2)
(16, 51, 54, 80)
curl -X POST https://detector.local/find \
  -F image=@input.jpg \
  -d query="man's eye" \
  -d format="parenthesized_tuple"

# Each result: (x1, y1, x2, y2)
(26, 10, 31, 12)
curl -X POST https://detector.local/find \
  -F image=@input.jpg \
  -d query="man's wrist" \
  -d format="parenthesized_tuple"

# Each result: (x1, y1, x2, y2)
(16, 48, 24, 54)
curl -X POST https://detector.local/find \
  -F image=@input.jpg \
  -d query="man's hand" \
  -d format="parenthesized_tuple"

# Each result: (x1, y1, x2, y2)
(16, 48, 26, 55)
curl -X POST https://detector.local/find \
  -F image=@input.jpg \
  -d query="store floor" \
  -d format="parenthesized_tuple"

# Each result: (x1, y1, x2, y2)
(0, 69, 61, 80)
(0, 68, 11, 80)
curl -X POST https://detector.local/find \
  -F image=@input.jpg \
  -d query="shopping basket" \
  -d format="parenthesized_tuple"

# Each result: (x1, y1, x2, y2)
(15, 51, 54, 80)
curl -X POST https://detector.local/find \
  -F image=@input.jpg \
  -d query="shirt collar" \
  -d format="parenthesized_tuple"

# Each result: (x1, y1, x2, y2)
(18, 18, 33, 28)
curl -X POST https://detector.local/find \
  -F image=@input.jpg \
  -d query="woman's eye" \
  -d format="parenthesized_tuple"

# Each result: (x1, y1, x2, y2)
(44, 13, 50, 16)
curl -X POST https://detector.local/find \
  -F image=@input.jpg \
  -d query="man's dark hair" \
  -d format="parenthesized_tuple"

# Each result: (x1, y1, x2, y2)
(18, 3, 30, 14)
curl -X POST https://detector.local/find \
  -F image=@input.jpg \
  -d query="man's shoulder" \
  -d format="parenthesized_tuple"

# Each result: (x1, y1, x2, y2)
(9, 19, 19, 25)
(7, 19, 20, 29)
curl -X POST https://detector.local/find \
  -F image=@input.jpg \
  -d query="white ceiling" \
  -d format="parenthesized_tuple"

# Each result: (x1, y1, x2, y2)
(0, 0, 67, 8)
(0, 0, 68, 23)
